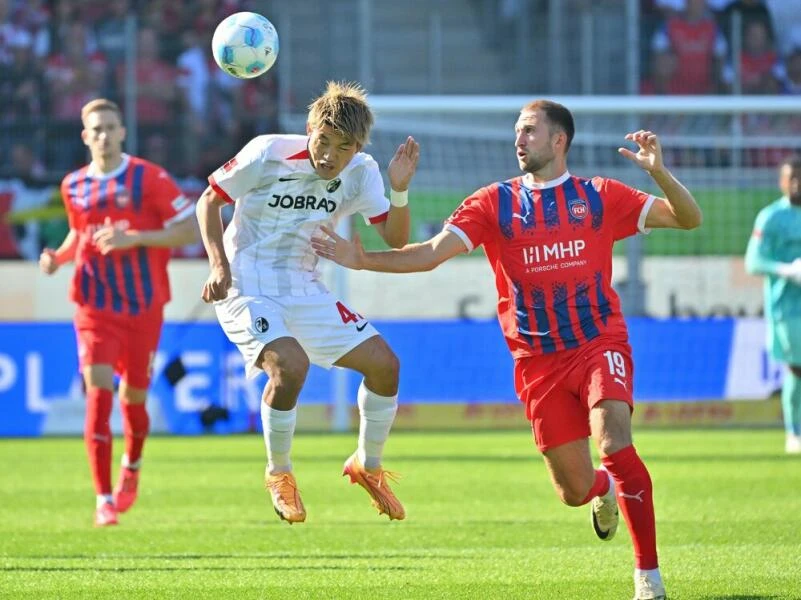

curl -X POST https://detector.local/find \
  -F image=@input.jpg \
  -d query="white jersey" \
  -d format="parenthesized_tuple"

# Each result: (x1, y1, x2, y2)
(208, 134, 390, 297)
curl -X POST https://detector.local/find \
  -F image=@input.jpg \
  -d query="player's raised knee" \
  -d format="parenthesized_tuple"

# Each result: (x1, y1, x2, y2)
(557, 482, 593, 507)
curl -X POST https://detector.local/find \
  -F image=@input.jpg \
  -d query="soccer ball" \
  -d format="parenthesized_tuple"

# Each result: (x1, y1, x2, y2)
(211, 12, 279, 79)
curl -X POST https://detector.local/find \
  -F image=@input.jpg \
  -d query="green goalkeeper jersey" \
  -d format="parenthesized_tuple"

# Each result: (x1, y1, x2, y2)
(745, 197, 801, 322)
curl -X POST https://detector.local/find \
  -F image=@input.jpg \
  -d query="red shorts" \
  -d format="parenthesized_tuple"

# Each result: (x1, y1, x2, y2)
(514, 335, 635, 453)
(74, 305, 164, 389)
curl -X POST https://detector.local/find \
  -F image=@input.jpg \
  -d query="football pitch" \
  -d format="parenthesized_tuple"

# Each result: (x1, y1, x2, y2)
(1, 429, 799, 599)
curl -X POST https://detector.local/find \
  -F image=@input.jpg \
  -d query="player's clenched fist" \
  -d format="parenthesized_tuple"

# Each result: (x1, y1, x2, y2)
(201, 264, 232, 302)
(39, 248, 60, 275)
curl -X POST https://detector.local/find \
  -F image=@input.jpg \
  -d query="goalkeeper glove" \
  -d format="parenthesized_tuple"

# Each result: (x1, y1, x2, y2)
(777, 258, 801, 285)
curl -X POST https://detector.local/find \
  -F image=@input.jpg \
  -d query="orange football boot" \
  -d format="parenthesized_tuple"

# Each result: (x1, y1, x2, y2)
(265, 471, 306, 523)
(342, 453, 405, 520)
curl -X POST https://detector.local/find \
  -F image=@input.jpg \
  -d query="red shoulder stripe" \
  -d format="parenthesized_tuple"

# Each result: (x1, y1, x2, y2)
(286, 149, 310, 160)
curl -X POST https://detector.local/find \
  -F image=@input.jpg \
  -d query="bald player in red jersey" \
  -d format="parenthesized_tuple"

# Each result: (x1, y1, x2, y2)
(39, 99, 197, 527)
(312, 100, 702, 600)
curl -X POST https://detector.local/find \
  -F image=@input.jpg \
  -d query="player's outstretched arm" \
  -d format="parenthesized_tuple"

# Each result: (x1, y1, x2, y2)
(619, 130, 703, 230)
(745, 219, 801, 283)
(312, 226, 467, 273)
(375, 136, 420, 248)
(196, 186, 232, 302)
(92, 216, 198, 254)
(39, 229, 78, 275)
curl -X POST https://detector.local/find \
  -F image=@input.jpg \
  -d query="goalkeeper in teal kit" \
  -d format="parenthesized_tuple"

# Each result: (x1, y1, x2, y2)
(745, 155, 801, 454)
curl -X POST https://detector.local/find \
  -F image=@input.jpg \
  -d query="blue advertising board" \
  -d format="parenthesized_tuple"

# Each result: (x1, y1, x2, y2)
(0, 318, 782, 436)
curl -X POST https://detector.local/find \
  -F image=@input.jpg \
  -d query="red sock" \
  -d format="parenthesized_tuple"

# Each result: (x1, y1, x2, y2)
(602, 445, 658, 570)
(85, 387, 114, 495)
(121, 402, 150, 467)
(580, 468, 611, 505)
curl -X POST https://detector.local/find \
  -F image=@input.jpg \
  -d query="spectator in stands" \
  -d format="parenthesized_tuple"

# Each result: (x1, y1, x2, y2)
(650, 0, 685, 16)
(140, 0, 187, 62)
(235, 70, 280, 146)
(95, 0, 131, 70)
(770, 45, 801, 139)
(9, 143, 46, 184)
(651, 0, 728, 93)
(44, 21, 107, 169)
(8, 143, 64, 258)
(639, 48, 687, 166)
(0, 33, 46, 123)
(191, 0, 222, 40)
(774, 47, 801, 95)
(640, 48, 681, 94)
(765, 1, 801, 58)
(723, 19, 779, 93)
(48, 0, 100, 57)
(45, 21, 107, 120)
(0, 0, 33, 65)
(1, 0, 50, 59)
(176, 28, 211, 172)
(177, 29, 210, 126)
(716, 0, 774, 48)
(0, 180, 28, 259)
(142, 132, 170, 167)
(0, 144, 54, 260)
(77, 0, 108, 26)
(116, 27, 179, 146)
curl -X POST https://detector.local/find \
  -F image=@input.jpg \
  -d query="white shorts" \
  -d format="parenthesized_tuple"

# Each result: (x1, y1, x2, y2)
(214, 292, 380, 378)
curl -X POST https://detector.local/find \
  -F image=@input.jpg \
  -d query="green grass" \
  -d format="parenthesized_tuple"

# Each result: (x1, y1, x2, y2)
(1, 430, 800, 599)
(356, 189, 777, 256)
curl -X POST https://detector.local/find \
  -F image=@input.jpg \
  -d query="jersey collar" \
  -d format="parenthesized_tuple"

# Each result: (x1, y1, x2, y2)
(87, 154, 130, 180)
(522, 170, 571, 189)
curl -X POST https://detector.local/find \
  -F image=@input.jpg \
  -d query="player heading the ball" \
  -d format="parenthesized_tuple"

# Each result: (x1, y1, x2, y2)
(196, 81, 420, 523)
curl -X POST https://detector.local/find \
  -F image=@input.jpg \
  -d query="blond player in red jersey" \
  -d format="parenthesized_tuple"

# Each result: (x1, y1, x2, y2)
(313, 100, 702, 600)
(39, 99, 197, 527)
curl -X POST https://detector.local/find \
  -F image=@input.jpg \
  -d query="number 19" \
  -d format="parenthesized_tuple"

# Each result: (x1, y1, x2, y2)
(603, 350, 626, 377)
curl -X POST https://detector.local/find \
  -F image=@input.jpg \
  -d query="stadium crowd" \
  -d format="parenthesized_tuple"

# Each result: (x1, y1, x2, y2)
(0, 0, 279, 179)
(641, 0, 801, 96)
(0, 0, 278, 258)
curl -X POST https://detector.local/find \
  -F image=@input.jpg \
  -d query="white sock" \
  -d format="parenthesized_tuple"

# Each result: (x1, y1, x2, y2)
(121, 454, 142, 470)
(261, 403, 296, 475)
(635, 568, 663, 585)
(96, 494, 113, 508)
(356, 380, 398, 470)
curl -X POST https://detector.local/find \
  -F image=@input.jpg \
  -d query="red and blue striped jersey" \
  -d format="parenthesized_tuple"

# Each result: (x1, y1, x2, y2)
(61, 154, 193, 314)
(445, 172, 654, 358)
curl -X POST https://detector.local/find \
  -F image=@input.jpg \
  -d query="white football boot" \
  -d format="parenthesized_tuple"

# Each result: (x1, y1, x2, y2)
(590, 469, 618, 541)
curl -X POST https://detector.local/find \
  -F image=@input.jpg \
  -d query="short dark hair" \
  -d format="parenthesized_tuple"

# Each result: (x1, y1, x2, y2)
(781, 154, 801, 172)
(521, 99, 575, 152)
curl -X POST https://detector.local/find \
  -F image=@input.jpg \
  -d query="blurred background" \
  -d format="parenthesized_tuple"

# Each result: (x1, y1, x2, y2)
(1, 0, 798, 436)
